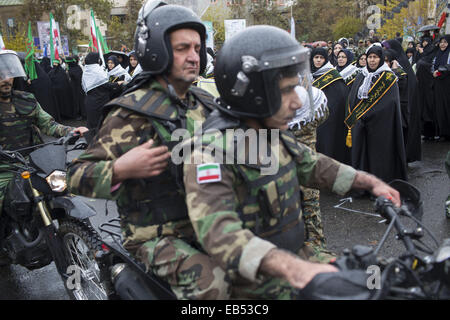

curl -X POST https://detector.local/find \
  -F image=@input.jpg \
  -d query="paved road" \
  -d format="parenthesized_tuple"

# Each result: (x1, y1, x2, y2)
(0, 124, 449, 299)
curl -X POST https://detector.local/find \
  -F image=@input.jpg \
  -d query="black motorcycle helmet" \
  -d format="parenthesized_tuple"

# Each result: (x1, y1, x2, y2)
(214, 25, 311, 119)
(134, 1, 207, 76)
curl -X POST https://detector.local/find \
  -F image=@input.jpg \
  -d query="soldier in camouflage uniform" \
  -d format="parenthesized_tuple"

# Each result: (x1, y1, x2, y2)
(288, 86, 335, 263)
(67, 3, 230, 299)
(183, 26, 402, 299)
(0, 50, 87, 264)
(0, 50, 87, 214)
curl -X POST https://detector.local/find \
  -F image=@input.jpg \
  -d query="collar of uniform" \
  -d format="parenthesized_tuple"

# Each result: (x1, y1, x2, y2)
(147, 80, 197, 110)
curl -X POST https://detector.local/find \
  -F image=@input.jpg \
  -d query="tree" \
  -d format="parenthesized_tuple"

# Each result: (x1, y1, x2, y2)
(332, 16, 364, 40)
(3, 22, 27, 52)
(202, 2, 232, 48)
(378, 0, 433, 40)
(20, 0, 113, 53)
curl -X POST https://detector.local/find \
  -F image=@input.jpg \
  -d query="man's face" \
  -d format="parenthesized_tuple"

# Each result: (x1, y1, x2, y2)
(0, 78, 13, 99)
(168, 28, 201, 85)
(367, 53, 380, 70)
(313, 55, 326, 69)
(263, 75, 303, 131)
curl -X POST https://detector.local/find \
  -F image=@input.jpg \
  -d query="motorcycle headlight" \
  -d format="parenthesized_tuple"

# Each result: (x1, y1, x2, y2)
(46, 170, 67, 192)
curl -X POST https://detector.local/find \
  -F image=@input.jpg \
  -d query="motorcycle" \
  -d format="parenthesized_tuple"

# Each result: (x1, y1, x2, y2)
(299, 180, 450, 300)
(0, 133, 109, 300)
(86, 218, 177, 300)
(66, 179, 450, 300)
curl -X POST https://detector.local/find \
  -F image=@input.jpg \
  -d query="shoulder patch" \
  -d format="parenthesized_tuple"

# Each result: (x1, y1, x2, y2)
(197, 163, 222, 184)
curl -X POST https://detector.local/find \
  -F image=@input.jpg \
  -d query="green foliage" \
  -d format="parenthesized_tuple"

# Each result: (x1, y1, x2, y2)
(3, 22, 27, 52)
(332, 16, 364, 40)
(20, 0, 114, 53)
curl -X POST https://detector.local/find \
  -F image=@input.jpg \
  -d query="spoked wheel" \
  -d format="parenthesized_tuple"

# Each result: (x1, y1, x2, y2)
(58, 219, 109, 300)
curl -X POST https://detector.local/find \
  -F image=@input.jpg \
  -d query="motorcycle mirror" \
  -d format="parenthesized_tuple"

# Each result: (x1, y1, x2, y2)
(388, 180, 423, 221)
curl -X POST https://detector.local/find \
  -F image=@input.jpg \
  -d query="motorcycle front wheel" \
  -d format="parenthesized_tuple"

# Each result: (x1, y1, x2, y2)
(58, 219, 109, 300)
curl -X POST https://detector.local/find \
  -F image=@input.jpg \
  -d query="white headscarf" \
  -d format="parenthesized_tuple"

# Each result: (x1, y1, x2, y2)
(126, 64, 143, 79)
(339, 64, 359, 82)
(289, 86, 328, 131)
(108, 64, 132, 82)
(81, 64, 109, 93)
(357, 63, 393, 100)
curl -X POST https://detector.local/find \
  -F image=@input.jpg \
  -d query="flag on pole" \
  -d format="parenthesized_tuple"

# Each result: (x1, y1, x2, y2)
(25, 21, 38, 81)
(90, 9, 105, 66)
(290, 16, 296, 39)
(49, 13, 61, 64)
(0, 33, 5, 50)
(97, 25, 109, 54)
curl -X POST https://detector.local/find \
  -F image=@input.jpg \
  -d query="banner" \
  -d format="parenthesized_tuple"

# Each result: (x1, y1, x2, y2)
(224, 19, 246, 42)
(90, 9, 105, 66)
(290, 16, 296, 39)
(50, 13, 64, 62)
(203, 21, 214, 50)
(25, 21, 37, 81)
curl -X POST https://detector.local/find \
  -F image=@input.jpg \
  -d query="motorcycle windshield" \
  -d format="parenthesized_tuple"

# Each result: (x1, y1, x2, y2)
(30, 144, 66, 175)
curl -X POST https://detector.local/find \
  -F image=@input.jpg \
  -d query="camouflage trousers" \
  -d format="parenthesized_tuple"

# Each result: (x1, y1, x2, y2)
(135, 236, 231, 300)
(136, 236, 335, 300)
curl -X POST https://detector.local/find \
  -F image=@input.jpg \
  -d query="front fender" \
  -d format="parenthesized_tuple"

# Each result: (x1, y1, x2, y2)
(49, 195, 97, 220)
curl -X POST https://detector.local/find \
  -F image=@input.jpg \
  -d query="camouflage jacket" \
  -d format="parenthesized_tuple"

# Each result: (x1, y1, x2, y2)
(67, 79, 214, 252)
(0, 90, 72, 152)
(183, 114, 357, 282)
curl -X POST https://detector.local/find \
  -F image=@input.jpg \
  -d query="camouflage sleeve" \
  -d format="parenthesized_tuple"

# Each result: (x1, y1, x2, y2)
(184, 150, 276, 282)
(294, 142, 357, 196)
(67, 107, 151, 200)
(32, 102, 73, 137)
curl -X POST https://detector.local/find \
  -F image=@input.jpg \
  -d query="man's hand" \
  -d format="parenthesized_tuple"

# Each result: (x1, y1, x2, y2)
(72, 127, 89, 136)
(352, 171, 401, 207)
(259, 249, 338, 289)
(112, 139, 171, 184)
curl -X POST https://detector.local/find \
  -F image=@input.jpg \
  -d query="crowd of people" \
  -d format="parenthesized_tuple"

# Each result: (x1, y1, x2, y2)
(297, 32, 450, 185)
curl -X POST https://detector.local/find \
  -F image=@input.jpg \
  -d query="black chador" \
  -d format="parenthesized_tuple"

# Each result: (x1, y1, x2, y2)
(48, 60, 76, 119)
(310, 47, 350, 164)
(66, 57, 86, 119)
(27, 61, 61, 122)
(345, 46, 407, 183)
(432, 35, 450, 140)
(385, 40, 422, 162)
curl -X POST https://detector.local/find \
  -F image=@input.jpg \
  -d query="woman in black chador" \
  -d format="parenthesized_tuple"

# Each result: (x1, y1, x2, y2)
(82, 52, 123, 132)
(66, 56, 86, 120)
(416, 37, 439, 140)
(384, 39, 422, 162)
(48, 59, 75, 119)
(432, 35, 450, 140)
(310, 47, 350, 164)
(27, 60, 61, 122)
(345, 46, 407, 183)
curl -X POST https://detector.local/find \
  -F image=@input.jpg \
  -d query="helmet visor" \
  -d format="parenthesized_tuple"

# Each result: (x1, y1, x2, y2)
(262, 51, 314, 118)
(0, 52, 26, 80)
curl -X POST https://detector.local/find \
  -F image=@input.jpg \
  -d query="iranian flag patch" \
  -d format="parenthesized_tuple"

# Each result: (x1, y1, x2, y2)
(197, 163, 222, 184)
